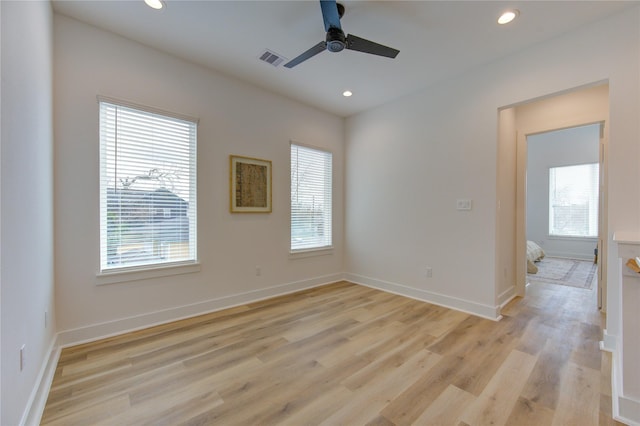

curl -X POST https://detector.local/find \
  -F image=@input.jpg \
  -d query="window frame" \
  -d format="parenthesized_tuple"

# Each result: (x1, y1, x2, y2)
(97, 96, 199, 282)
(548, 162, 599, 239)
(289, 141, 334, 257)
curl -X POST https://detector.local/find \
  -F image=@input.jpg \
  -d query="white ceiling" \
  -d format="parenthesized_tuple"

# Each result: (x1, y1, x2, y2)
(52, 0, 635, 117)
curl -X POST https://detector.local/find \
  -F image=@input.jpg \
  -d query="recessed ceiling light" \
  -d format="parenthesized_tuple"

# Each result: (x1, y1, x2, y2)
(144, 0, 164, 10)
(498, 9, 519, 25)
(343, 90, 353, 97)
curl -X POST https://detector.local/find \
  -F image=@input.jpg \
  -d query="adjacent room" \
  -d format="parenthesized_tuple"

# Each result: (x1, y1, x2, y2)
(526, 124, 601, 293)
(2, 1, 640, 425)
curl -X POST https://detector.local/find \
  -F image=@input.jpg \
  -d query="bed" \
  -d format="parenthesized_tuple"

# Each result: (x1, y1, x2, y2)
(527, 240, 545, 274)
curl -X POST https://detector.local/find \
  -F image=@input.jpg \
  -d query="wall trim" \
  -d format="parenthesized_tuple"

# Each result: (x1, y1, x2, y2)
(618, 394, 640, 426)
(543, 252, 594, 261)
(345, 273, 502, 321)
(610, 344, 640, 425)
(20, 335, 60, 426)
(58, 273, 344, 348)
(498, 285, 517, 309)
(600, 329, 617, 353)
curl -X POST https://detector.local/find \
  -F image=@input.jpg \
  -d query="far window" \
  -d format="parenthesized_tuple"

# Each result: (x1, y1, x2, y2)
(99, 99, 197, 272)
(549, 163, 599, 237)
(290, 143, 333, 251)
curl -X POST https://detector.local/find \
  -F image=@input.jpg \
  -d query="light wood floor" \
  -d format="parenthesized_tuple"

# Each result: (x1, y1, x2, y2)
(42, 279, 623, 425)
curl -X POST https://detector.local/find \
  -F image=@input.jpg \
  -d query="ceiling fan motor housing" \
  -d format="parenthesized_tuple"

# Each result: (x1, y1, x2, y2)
(283, 0, 399, 68)
(326, 27, 346, 52)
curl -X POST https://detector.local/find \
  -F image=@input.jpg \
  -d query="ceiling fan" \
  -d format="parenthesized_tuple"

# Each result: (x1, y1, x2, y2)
(284, 0, 400, 68)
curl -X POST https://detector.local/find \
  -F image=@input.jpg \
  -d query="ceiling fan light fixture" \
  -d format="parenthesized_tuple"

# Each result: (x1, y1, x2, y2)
(498, 9, 519, 25)
(144, 0, 165, 10)
(343, 90, 353, 97)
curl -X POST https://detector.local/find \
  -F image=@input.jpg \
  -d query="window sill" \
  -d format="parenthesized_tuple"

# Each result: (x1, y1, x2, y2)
(548, 235, 598, 242)
(289, 247, 334, 259)
(96, 262, 200, 285)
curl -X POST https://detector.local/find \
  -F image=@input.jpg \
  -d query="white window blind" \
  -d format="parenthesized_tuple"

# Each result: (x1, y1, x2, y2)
(99, 100, 197, 272)
(290, 143, 332, 251)
(549, 163, 599, 238)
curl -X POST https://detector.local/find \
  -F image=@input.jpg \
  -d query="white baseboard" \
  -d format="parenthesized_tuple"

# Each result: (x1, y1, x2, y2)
(20, 335, 61, 426)
(608, 339, 640, 425)
(345, 273, 502, 321)
(618, 395, 640, 426)
(545, 252, 594, 261)
(58, 273, 344, 348)
(498, 286, 517, 309)
(600, 329, 617, 352)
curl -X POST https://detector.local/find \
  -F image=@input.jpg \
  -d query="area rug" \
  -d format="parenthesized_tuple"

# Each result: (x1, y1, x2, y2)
(528, 257, 597, 289)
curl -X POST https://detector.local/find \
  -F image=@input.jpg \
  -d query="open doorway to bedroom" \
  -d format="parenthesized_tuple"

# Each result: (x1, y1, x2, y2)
(525, 124, 600, 295)
(496, 82, 609, 312)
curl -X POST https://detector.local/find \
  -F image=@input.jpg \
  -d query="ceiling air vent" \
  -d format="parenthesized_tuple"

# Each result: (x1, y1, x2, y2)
(258, 49, 287, 67)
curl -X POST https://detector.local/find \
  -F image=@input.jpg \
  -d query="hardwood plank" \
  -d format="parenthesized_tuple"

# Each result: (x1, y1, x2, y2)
(380, 311, 525, 424)
(269, 385, 354, 426)
(316, 320, 405, 368)
(105, 377, 224, 426)
(457, 349, 538, 425)
(380, 351, 472, 424)
(322, 349, 441, 425)
(452, 315, 526, 395)
(571, 321, 603, 370)
(184, 355, 369, 425)
(520, 336, 574, 410)
(411, 384, 476, 426)
(235, 360, 364, 425)
(42, 394, 131, 426)
(42, 362, 187, 423)
(504, 396, 556, 426)
(41, 280, 618, 425)
(514, 315, 553, 356)
(551, 362, 600, 426)
(364, 415, 396, 426)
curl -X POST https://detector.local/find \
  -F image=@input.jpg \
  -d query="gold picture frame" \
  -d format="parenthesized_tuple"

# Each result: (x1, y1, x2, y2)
(230, 155, 272, 213)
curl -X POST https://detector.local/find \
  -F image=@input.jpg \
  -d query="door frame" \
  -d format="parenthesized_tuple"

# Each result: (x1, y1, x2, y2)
(515, 121, 608, 309)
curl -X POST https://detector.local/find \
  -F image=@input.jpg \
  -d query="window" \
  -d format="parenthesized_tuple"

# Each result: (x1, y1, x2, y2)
(549, 163, 599, 237)
(290, 143, 332, 251)
(99, 99, 197, 272)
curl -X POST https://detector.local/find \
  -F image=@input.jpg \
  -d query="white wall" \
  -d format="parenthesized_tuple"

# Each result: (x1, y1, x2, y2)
(346, 6, 639, 421)
(53, 15, 345, 342)
(345, 7, 639, 321)
(1, 2, 56, 425)
(345, 73, 503, 318)
(526, 124, 600, 260)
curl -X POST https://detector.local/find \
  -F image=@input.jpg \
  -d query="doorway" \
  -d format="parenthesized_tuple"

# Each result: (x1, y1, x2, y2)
(497, 82, 609, 311)
(525, 124, 601, 297)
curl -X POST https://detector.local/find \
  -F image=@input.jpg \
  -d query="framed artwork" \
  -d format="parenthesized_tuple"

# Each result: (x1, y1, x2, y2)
(230, 155, 272, 213)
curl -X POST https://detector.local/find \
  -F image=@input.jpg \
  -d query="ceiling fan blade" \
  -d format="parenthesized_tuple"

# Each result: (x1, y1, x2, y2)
(346, 34, 400, 59)
(320, 0, 342, 32)
(284, 41, 327, 68)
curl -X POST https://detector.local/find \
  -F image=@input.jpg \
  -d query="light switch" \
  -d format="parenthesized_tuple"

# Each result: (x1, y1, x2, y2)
(456, 199, 472, 210)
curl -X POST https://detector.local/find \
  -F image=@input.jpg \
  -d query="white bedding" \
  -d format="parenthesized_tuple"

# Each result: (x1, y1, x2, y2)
(527, 240, 545, 274)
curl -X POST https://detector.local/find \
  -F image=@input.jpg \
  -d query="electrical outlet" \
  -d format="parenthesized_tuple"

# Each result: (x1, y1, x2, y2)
(255, 266, 261, 277)
(425, 267, 433, 278)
